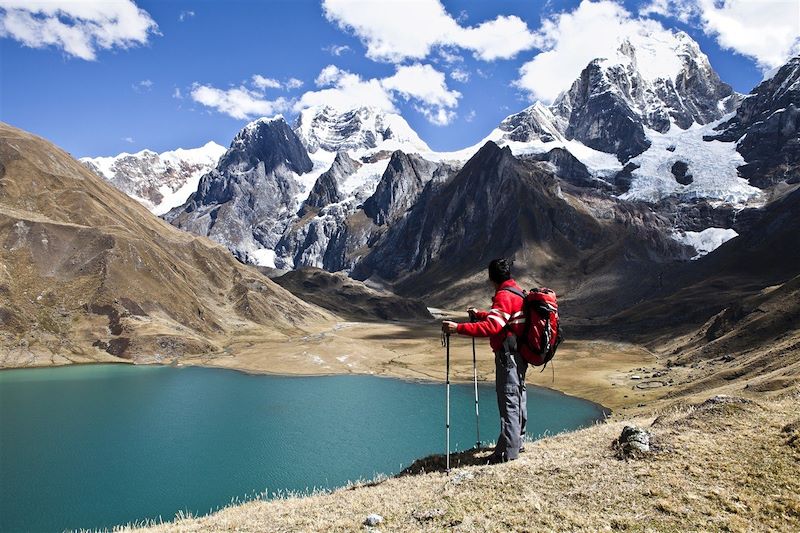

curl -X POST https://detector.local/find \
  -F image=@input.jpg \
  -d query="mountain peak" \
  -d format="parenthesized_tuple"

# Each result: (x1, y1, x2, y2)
(222, 115, 312, 175)
(545, 28, 739, 161)
(294, 105, 429, 154)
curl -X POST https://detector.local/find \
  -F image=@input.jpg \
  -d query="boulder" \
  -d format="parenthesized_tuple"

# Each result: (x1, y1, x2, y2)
(364, 513, 383, 526)
(615, 425, 651, 458)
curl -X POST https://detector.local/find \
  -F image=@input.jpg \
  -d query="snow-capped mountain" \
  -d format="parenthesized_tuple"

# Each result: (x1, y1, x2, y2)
(477, 29, 760, 206)
(709, 54, 800, 188)
(163, 107, 442, 270)
(295, 105, 430, 154)
(553, 31, 739, 146)
(496, 31, 738, 151)
(160, 32, 795, 276)
(165, 116, 313, 266)
(80, 141, 225, 215)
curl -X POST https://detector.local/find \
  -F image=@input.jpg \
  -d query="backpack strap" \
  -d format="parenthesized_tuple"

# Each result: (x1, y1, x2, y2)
(498, 287, 527, 338)
(501, 287, 525, 299)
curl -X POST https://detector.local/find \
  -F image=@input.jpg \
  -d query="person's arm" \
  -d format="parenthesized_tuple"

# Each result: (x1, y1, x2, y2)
(456, 296, 509, 337)
(441, 310, 496, 336)
(468, 306, 489, 321)
(456, 311, 504, 337)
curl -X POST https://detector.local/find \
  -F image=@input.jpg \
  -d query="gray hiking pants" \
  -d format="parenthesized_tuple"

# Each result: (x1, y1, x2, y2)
(494, 346, 528, 461)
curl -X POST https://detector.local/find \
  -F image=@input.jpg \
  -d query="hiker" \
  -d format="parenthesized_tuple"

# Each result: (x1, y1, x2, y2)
(442, 258, 527, 463)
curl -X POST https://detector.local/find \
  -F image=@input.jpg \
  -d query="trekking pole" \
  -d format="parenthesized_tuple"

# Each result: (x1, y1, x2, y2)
(444, 331, 451, 474)
(471, 318, 480, 450)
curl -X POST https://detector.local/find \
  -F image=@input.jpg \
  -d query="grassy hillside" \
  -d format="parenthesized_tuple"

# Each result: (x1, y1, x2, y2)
(0, 122, 332, 366)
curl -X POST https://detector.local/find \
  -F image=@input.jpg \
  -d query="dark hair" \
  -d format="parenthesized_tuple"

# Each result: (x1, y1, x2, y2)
(488, 258, 513, 284)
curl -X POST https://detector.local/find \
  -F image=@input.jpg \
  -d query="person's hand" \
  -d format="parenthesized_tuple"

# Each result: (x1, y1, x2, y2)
(442, 321, 458, 334)
(467, 306, 478, 321)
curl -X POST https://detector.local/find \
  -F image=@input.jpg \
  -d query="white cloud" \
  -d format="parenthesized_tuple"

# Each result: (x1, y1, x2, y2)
(252, 74, 282, 90)
(0, 0, 158, 60)
(132, 79, 153, 92)
(251, 75, 305, 91)
(195, 64, 459, 126)
(173, 87, 183, 99)
(464, 109, 476, 122)
(190, 84, 291, 120)
(315, 64, 347, 87)
(298, 63, 461, 125)
(458, 15, 542, 61)
(285, 77, 304, 90)
(450, 68, 470, 83)
(323, 43, 351, 56)
(640, 0, 693, 23)
(178, 10, 195, 22)
(437, 47, 463, 64)
(516, 0, 682, 103)
(298, 68, 397, 112)
(122, 136, 134, 143)
(641, 0, 800, 70)
(322, 0, 537, 62)
(416, 106, 456, 126)
(381, 64, 460, 108)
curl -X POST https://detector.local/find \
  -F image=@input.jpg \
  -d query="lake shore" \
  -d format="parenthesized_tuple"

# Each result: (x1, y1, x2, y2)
(163, 319, 666, 413)
(1, 319, 669, 414)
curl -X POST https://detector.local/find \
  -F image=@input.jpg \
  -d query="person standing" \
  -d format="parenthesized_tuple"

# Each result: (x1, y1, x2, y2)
(442, 258, 527, 463)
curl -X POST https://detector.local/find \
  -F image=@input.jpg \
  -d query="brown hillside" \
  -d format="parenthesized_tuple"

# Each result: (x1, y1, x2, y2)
(272, 267, 433, 322)
(0, 122, 331, 366)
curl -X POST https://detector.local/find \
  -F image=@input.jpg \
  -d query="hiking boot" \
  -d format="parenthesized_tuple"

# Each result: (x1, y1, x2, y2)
(485, 454, 505, 465)
(485, 453, 518, 465)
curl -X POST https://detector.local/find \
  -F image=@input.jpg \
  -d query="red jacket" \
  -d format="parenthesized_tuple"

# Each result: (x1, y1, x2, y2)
(456, 279, 525, 351)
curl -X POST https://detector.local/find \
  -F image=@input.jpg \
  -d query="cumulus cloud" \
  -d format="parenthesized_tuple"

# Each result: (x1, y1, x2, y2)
(437, 47, 463, 64)
(252, 75, 282, 90)
(516, 0, 682, 103)
(194, 64, 460, 125)
(641, 0, 800, 70)
(450, 68, 470, 83)
(381, 64, 460, 108)
(190, 84, 292, 120)
(416, 106, 457, 126)
(178, 10, 195, 22)
(298, 67, 397, 112)
(322, 0, 537, 62)
(315, 64, 347, 87)
(251, 74, 305, 91)
(0, 0, 158, 60)
(285, 77, 304, 90)
(298, 63, 461, 125)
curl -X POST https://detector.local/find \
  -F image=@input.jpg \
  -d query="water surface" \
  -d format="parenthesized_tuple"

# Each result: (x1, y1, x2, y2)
(0, 364, 607, 531)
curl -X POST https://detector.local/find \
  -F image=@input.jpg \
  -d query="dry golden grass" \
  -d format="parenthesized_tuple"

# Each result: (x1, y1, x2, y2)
(128, 388, 799, 532)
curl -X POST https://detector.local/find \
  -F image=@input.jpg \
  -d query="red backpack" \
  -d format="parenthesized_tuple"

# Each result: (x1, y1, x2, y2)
(503, 287, 563, 369)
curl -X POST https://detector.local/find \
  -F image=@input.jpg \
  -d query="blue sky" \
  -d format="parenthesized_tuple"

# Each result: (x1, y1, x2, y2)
(1, 0, 796, 157)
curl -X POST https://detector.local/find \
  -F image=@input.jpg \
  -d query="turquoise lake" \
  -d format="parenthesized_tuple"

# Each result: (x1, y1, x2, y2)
(0, 364, 608, 532)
